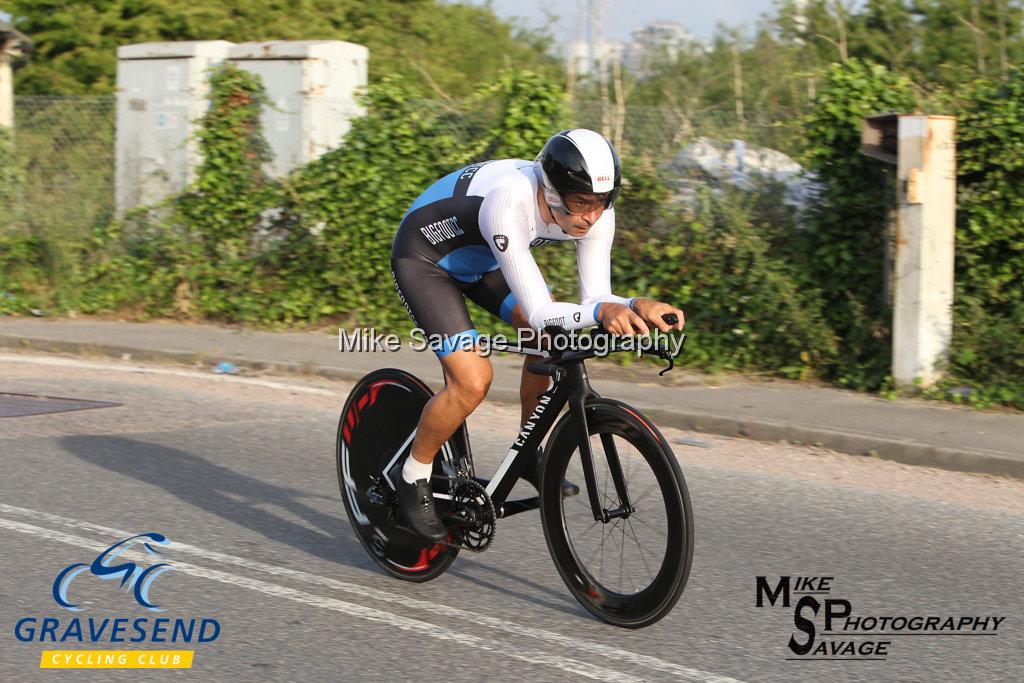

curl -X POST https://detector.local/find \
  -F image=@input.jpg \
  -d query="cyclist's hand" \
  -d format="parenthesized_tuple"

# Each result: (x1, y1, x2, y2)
(598, 303, 649, 335)
(632, 298, 685, 332)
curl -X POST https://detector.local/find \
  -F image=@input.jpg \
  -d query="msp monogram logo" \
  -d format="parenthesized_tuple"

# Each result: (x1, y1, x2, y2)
(756, 575, 1007, 662)
(53, 533, 174, 612)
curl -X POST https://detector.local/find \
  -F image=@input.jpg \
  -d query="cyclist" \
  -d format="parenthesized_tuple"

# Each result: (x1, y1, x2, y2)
(391, 128, 686, 541)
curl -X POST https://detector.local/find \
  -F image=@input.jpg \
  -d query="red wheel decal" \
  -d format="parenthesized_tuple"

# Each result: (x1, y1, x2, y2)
(405, 540, 446, 573)
(343, 379, 412, 453)
(407, 548, 430, 572)
(367, 380, 403, 406)
(622, 407, 662, 445)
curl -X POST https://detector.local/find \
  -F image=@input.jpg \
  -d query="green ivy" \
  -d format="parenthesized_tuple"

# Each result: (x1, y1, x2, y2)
(174, 65, 281, 321)
(956, 70, 1024, 314)
(271, 70, 567, 327)
(936, 69, 1024, 409)
(21, 60, 1023, 409)
(612, 184, 838, 377)
(798, 59, 917, 388)
(0, 234, 47, 314)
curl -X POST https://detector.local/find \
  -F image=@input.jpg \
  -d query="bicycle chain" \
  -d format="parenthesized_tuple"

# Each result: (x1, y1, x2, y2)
(436, 474, 496, 552)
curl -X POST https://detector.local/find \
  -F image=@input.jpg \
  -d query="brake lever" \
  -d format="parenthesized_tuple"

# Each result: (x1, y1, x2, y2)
(651, 325, 684, 376)
(658, 352, 675, 376)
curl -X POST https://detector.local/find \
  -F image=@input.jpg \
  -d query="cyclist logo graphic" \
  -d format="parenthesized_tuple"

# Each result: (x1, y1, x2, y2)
(52, 533, 175, 613)
(493, 234, 509, 252)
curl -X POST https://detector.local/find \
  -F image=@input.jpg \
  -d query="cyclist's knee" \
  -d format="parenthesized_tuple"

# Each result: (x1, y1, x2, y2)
(441, 352, 492, 410)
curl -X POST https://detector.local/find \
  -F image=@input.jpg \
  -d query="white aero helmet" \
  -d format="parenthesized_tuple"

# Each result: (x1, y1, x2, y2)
(536, 129, 621, 215)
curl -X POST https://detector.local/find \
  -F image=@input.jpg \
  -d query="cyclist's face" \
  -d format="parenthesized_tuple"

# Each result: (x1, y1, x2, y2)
(558, 192, 608, 236)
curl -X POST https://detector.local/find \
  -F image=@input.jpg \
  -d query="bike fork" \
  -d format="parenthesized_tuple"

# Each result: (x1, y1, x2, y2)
(572, 392, 633, 522)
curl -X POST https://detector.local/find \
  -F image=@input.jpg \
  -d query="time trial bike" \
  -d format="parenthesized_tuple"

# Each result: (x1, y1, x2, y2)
(336, 317, 694, 628)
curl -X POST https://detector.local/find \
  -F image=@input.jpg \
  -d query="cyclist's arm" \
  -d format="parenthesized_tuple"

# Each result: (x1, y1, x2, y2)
(479, 184, 598, 331)
(575, 210, 637, 315)
(578, 213, 685, 333)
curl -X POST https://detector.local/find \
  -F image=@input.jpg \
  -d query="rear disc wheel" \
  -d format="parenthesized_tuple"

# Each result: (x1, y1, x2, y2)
(337, 369, 462, 582)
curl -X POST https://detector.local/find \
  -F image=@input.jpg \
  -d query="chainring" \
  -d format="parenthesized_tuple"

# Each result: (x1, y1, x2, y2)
(445, 476, 496, 552)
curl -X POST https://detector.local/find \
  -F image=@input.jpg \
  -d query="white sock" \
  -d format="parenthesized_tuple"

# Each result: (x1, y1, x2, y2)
(402, 455, 434, 483)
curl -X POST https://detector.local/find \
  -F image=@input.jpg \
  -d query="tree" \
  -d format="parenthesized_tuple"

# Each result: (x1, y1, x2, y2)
(850, 0, 920, 72)
(911, 0, 1024, 84)
(6, 0, 561, 96)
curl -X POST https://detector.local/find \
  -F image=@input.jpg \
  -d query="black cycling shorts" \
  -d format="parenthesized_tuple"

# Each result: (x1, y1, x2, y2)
(391, 256, 520, 357)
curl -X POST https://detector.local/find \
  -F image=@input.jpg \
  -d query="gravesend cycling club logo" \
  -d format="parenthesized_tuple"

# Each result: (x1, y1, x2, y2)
(53, 533, 174, 612)
(13, 533, 221, 670)
(755, 575, 1006, 662)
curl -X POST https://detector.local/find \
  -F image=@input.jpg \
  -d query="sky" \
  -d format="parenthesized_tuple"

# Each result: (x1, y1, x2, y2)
(472, 0, 782, 45)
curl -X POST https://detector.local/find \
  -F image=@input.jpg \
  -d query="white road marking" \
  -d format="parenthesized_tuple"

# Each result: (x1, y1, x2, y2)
(0, 516, 639, 682)
(0, 353, 341, 396)
(0, 503, 744, 683)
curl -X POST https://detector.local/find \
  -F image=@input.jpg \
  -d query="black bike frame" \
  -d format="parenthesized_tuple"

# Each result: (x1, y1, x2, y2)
(485, 361, 581, 510)
(480, 355, 635, 523)
(457, 328, 681, 522)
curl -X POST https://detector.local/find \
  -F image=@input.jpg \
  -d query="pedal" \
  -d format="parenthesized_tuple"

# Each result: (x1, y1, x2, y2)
(366, 478, 394, 507)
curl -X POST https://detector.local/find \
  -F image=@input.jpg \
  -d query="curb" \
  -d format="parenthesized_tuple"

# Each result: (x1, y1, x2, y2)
(2, 334, 1021, 481)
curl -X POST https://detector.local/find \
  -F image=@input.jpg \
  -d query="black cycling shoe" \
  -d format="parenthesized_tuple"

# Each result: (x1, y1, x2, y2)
(395, 476, 447, 543)
(521, 446, 580, 497)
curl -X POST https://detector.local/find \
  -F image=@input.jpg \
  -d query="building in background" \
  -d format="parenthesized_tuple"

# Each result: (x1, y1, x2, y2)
(627, 20, 696, 67)
(565, 19, 703, 79)
(564, 38, 625, 78)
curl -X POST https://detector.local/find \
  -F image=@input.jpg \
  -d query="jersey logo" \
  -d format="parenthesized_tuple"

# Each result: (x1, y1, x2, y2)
(419, 216, 464, 246)
(459, 163, 485, 181)
(493, 235, 509, 252)
(530, 238, 558, 247)
(573, 312, 581, 323)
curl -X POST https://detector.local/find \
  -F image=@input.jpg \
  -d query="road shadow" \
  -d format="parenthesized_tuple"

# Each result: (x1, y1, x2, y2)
(448, 560, 585, 619)
(58, 434, 375, 572)
(57, 435, 595, 621)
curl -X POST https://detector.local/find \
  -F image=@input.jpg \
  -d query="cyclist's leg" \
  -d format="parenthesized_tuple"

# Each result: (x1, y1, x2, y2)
(391, 257, 493, 466)
(391, 257, 494, 539)
(468, 270, 577, 495)
(467, 270, 553, 426)
(414, 351, 492, 463)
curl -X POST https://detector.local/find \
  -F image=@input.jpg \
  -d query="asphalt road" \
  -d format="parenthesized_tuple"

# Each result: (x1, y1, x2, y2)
(1, 352, 1022, 681)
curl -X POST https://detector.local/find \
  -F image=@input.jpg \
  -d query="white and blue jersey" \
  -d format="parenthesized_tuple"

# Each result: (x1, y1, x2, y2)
(391, 159, 632, 355)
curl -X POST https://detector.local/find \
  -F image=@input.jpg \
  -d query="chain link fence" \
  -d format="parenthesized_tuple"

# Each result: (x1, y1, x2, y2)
(571, 102, 801, 165)
(2, 93, 797, 252)
(4, 96, 116, 286)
